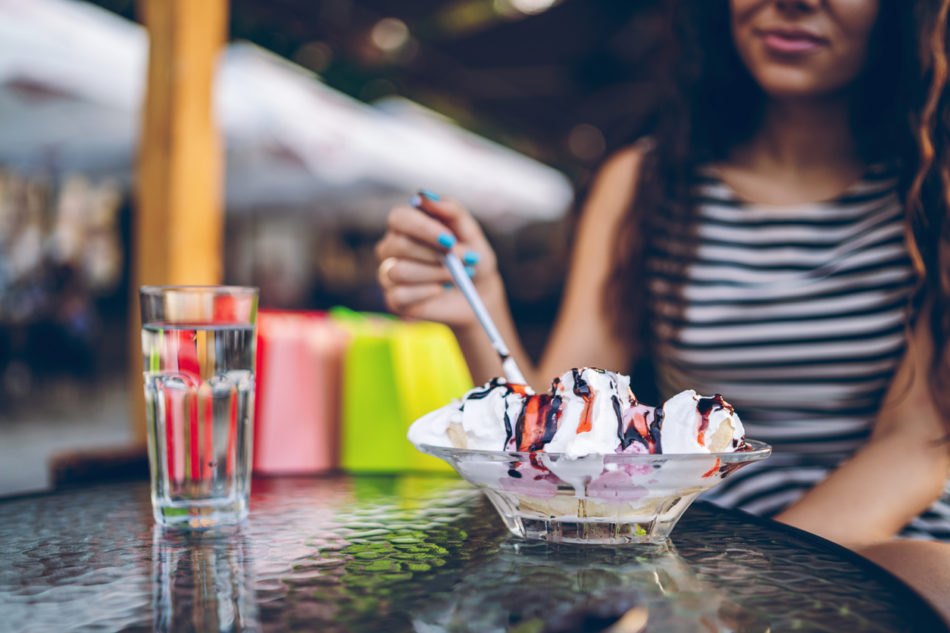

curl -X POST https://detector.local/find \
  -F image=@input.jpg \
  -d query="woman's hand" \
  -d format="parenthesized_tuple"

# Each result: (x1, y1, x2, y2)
(374, 192, 501, 328)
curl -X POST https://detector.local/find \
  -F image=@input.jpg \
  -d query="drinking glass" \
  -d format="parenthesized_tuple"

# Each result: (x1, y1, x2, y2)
(140, 285, 258, 528)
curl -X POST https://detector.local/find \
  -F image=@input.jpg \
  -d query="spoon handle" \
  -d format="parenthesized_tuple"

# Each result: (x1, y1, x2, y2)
(442, 251, 528, 386)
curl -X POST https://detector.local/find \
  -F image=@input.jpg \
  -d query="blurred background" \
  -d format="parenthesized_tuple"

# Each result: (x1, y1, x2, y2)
(0, 0, 667, 495)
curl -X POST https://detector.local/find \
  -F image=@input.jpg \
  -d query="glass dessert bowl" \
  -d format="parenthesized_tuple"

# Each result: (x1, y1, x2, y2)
(419, 440, 771, 545)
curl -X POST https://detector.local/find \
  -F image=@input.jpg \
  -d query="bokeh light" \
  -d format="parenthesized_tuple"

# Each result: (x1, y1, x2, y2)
(370, 17, 410, 53)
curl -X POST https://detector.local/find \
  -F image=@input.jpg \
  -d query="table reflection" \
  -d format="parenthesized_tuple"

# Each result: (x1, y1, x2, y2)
(407, 539, 766, 633)
(152, 526, 259, 633)
(0, 476, 942, 633)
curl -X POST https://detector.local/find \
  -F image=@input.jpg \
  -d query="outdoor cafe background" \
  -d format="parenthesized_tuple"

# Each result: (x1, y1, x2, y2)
(0, 0, 666, 493)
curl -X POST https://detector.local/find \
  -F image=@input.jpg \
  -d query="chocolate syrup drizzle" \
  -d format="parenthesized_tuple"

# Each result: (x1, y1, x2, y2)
(461, 378, 522, 449)
(612, 395, 624, 445)
(513, 393, 563, 451)
(696, 394, 733, 447)
(648, 408, 664, 452)
(571, 368, 595, 433)
(617, 402, 664, 454)
(462, 377, 508, 402)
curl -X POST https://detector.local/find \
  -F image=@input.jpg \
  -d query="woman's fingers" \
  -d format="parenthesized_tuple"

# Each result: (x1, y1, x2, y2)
(385, 283, 478, 326)
(380, 257, 452, 286)
(376, 256, 455, 320)
(412, 194, 486, 247)
(383, 282, 445, 313)
(375, 191, 497, 326)
(375, 230, 442, 266)
(377, 200, 491, 275)
(387, 204, 459, 253)
(410, 193, 496, 276)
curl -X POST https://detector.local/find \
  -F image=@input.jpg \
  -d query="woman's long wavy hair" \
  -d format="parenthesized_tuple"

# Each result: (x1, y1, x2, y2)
(607, 0, 950, 424)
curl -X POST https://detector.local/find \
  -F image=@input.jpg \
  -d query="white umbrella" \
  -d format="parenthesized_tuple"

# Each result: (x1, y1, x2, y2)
(0, 0, 574, 228)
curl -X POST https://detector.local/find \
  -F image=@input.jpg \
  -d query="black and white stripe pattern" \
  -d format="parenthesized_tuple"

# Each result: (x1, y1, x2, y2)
(645, 165, 950, 541)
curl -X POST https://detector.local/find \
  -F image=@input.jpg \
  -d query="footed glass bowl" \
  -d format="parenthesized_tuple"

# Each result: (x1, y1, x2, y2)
(418, 440, 771, 545)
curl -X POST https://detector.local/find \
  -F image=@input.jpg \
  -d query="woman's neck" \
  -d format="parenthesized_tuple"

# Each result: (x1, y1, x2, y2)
(720, 95, 867, 205)
(768, 98, 860, 168)
(749, 97, 860, 171)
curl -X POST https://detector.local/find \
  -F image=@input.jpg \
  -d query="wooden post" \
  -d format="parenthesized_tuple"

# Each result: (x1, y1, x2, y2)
(131, 0, 228, 443)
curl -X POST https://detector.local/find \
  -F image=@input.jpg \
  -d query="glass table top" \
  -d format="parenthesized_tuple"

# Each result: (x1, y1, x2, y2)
(0, 474, 943, 633)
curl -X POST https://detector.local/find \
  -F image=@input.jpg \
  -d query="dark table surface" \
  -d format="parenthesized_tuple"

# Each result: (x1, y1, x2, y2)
(0, 474, 944, 633)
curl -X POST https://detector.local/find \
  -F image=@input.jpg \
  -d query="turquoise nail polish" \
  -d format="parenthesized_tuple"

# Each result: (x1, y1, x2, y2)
(465, 265, 476, 277)
(420, 189, 441, 201)
(443, 282, 454, 289)
(409, 195, 422, 208)
(437, 233, 456, 248)
(463, 250, 480, 265)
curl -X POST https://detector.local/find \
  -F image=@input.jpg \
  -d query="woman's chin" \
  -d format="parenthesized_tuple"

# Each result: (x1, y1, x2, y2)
(759, 83, 850, 104)
(751, 67, 851, 103)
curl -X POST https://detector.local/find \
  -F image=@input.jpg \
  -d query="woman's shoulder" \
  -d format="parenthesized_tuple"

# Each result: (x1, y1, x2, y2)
(587, 139, 655, 202)
(597, 138, 655, 182)
(577, 138, 659, 227)
(580, 142, 653, 225)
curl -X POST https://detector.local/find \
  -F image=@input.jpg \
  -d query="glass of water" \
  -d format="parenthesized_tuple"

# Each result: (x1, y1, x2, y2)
(140, 285, 259, 529)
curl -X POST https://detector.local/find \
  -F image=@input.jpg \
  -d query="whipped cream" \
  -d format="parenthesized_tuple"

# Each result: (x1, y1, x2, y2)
(407, 367, 746, 456)
(659, 390, 744, 454)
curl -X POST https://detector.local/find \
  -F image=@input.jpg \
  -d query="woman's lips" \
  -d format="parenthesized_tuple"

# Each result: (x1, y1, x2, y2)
(759, 30, 826, 55)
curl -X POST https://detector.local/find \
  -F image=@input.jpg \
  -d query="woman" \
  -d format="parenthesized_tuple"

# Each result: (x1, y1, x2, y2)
(375, 0, 950, 618)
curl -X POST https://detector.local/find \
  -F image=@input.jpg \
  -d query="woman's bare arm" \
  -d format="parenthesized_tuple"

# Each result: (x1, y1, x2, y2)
(775, 308, 950, 548)
(534, 146, 646, 381)
(453, 144, 648, 388)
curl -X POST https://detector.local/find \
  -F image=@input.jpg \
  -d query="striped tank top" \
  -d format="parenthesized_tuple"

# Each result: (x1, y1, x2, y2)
(645, 163, 950, 540)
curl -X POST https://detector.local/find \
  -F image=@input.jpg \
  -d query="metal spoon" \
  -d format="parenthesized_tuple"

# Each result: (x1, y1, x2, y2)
(412, 195, 529, 386)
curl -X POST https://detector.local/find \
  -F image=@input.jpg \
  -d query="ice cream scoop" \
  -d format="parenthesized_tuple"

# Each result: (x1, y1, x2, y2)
(659, 390, 744, 454)
(407, 367, 746, 456)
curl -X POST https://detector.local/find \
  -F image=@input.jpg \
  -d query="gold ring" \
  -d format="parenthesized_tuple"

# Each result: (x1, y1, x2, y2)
(378, 257, 398, 288)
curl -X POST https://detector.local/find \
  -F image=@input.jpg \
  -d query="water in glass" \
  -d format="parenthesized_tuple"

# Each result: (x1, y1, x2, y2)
(142, 322, 255, 528)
